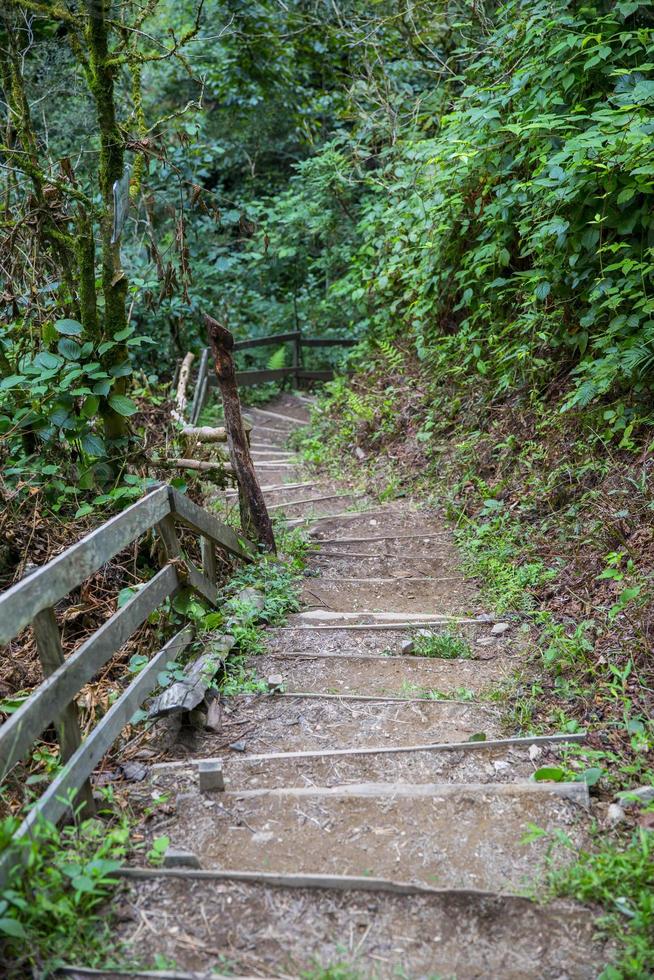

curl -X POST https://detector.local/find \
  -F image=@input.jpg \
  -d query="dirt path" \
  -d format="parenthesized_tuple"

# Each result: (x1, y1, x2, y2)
(116, 395, 609, 979)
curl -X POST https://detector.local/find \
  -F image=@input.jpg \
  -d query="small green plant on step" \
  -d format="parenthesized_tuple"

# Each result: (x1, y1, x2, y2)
(534, 823, 654, 980)
(411, 628, 472, 660)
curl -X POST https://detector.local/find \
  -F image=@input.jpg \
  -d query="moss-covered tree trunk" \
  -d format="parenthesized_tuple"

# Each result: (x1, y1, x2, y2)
(85, 0, 129, 440)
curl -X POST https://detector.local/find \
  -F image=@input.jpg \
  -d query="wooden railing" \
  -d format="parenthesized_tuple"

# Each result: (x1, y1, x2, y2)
(190, 332, 357, 424)
(0, 484, 253, 880)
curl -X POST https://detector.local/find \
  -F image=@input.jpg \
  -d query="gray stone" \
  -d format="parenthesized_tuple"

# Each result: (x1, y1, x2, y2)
(618, 785, 654, 805)
(490, 622, 510, 636)
(607, 803, 626, 826)
(198, 759, 225, 793)
(163, 848, 201, 869)
(229, 740, 247, 753)
(236, 587, 265, 612)
(267, 673, 284, 692)
(400, 640, 415, 655)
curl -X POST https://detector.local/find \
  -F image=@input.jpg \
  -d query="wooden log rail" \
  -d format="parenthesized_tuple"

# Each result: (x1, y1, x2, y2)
(189, 332, 357, 424)
(0, 484, 253, 883)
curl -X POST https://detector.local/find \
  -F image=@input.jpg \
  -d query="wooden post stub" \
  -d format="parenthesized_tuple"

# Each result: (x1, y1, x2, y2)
(204, 314, 276, 554)
(32, 607, 95, 818)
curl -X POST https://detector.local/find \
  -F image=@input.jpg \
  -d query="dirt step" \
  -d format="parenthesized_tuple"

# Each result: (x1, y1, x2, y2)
(245, 652, 515, 697)
(115, 873, 607, 979)
(155, 695, 503, 758)
(310, 552, 461, 578)
(269, 494, 370, 519)
(153, 784, 587, 891)
(149, 740, 578, 794)
(301, 576, 478, 614)
(264, 624, 513, 656)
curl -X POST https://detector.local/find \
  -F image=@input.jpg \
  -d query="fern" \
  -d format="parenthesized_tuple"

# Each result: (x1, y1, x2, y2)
(377, 338, 404, 372)
(346, 389, 374, 422)
(267, 346, 287, 370)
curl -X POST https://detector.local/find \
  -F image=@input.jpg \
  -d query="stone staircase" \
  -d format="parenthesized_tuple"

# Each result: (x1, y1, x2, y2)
(107, 395, 608, 979)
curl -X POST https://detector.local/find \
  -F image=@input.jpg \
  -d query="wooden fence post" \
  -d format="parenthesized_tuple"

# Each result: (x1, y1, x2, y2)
(32, 607, 95, 817)
(204, 314, 276, 554)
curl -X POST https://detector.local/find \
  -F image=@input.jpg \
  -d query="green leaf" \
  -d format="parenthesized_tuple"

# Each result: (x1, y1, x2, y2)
(75, 503, 94, 518)
(80, 432, 106, 457)
(467, 732, 487, 742)
(34, 351, 63, 371)
(108, 394, 138, 416)
(533, 766, 565, 782)
(81, 395, 100, 419)
(54, 318, 83, 336)
(58, 338, 82, 361)
(577, 767, 602, 787)
(0, 917, 26, 939)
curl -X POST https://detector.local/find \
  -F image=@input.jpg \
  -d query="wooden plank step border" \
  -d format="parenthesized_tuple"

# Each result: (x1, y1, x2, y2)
(308, 576, 461, 583)
(149, 732, 585, 775)
(309, 531, 451, 545)
(116, 866, 526, 901)
(224, 481, 313, 495)
(217, 780, 590, 806)
(223, 691, 496, 706)
(277, 618, 489, 630)
(268, 492, 366, 511)
(248, 650, 511, 664)
(285, 508, 391, 526)
(250, 408, 310, 426)
(59, 969, 262, 980)
(215, 731, 588, 764)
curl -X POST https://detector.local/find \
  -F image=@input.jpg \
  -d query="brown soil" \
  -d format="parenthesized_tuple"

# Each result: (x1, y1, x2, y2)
(116, 876, 606, 979)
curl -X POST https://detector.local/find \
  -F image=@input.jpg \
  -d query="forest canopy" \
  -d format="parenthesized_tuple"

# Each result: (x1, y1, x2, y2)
(1, 0, 654, 517)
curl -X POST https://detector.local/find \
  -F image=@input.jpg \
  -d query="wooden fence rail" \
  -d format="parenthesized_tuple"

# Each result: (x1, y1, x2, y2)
(189, 332, 356, 424)
(0, 484, 253, 883)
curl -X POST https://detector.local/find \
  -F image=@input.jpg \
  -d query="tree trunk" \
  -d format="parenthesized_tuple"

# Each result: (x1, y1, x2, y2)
(204, 315, 276, 554)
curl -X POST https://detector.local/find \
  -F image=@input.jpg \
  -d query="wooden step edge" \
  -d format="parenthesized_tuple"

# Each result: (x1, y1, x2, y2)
(149, 732, 585, 774)
(309, 531, 451, 544)
(276, 618, 488, 631)
(115, 866, 528, 902)
(217, 780, 590, 806)
(59, 969, 262, 980)
(233, 690, 495, 705)
(253, 649, 509, 664)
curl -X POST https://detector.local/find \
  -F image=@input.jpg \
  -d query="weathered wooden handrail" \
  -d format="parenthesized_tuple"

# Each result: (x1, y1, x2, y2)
(0, 484, 253, 881)
(189, 333, 357, 424)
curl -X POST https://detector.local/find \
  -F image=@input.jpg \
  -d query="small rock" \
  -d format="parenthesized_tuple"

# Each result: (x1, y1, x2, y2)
(236, 587, 265, 612)
(267, 674, 284, 692)
(619, 785, 654, 805)
(528, 744, 542, 763)
(401, 640, 415, 655)
(607, 803, 626, 826)
(490, 622, 510, 636)
(354, 447, 366, 461)
(369, 519, 378, 526)
(493, 760, 510, 772)
(163, 848, 201, 869)
(229, 740, 247, 753)
(251, 831, 274, 844)
(119, 761, 147, 782)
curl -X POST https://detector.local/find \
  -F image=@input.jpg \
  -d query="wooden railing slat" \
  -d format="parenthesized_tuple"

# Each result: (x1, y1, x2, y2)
(300, 337, 357, 348)
(0, 563, 180, 778)
(171, 489, 254, 561)
(233, 332, 301, 350)
(0, 626, 194, 887)
(0, 485, 171, 645)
